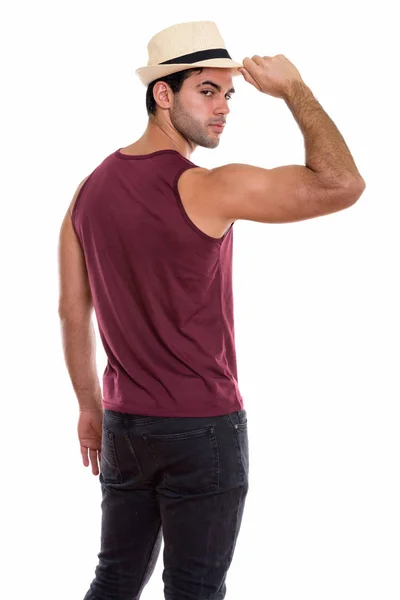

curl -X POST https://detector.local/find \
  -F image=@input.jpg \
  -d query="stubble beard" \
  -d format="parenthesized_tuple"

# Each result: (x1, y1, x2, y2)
(170, 95, 219, 150)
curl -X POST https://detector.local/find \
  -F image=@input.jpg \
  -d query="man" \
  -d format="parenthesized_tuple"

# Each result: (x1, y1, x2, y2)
(58, 20, 365, 600)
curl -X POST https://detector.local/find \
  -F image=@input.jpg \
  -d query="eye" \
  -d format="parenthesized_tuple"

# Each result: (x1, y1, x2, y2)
(201, 90, 232, 100)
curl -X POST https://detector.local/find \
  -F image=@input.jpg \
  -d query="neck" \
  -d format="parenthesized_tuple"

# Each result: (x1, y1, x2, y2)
(131, 117, 196, 160)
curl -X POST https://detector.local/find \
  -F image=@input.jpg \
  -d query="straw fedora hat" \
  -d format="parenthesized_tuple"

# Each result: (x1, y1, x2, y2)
(135, 21, 243, 86)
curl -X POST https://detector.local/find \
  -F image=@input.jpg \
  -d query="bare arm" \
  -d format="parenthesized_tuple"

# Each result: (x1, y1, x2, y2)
(199, 55, 365, 225)
(59, 314, 103, 411)
(283, 79, 365, 187)
(58, 177, 103, 412)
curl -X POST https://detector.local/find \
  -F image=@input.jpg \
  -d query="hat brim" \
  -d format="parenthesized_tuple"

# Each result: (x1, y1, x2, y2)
(135, 58, 243, 86)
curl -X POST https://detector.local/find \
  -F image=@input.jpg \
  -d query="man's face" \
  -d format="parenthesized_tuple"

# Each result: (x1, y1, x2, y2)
(169, 68, 235, 149)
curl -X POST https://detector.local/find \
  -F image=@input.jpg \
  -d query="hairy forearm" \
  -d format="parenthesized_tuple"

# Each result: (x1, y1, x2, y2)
(59, 314, 103, 411)
(284, 80, 365, 189)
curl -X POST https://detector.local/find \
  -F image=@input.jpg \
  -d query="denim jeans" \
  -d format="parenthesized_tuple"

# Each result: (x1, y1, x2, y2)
(83, 407, 249, 600)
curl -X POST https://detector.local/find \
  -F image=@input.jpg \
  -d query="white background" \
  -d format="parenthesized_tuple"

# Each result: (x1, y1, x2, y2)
(2, 1, 399, 599)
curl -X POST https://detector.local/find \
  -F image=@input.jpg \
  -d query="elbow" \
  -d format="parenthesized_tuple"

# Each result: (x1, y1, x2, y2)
(331, 176, 367, 208)
(346, 175, 366, 195)
(58, 304, 93, 322)
(346, 177, 366, 206)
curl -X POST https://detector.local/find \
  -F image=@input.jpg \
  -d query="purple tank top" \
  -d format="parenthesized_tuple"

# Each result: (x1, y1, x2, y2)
(71, 148, 243, 417)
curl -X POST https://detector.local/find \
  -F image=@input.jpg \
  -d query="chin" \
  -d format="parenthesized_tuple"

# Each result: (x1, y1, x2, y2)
(190, 130, 219, 149)
(199, 138, 219, 150)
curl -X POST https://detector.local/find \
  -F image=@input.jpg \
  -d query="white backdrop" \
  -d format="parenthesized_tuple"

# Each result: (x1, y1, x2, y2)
(2, 1, 399, 599)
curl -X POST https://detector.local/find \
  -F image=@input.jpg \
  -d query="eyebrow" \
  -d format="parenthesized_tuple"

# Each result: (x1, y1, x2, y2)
(196, 80, 236, 94)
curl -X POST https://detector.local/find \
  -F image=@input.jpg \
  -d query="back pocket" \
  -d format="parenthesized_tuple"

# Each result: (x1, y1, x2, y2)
(100, 427, 122, 484)
(143, 426, 219, 494)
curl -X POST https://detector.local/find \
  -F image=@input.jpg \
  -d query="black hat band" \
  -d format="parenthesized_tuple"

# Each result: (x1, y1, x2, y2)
(159, 48, 232, 65)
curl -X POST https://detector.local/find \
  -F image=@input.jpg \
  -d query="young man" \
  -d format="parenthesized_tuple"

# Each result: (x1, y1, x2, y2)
(58, 20, 365, 600)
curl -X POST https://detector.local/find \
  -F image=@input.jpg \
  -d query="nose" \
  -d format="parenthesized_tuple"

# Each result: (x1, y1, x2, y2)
(214, 96, 230, 117)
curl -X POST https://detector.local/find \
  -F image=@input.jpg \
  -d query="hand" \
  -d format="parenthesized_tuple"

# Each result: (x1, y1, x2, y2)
(77, 407, 103, 475)
(239, 54, 304, 99)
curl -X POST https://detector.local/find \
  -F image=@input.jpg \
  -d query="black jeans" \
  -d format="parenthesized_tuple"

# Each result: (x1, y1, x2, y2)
(83, 408, 249, 600)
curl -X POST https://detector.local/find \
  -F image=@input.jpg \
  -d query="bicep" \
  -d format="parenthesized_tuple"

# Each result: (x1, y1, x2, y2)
(205, 163, 355, 224)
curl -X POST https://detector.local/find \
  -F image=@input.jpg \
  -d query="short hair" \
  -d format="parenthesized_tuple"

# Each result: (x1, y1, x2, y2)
(145, 67, 204, 117)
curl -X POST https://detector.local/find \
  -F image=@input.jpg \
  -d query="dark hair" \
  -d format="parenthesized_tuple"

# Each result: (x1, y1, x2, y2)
(145, 67, 204, 117)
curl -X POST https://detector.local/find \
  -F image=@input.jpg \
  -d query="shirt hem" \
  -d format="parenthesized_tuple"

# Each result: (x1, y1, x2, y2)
(102, 397, 243, 418)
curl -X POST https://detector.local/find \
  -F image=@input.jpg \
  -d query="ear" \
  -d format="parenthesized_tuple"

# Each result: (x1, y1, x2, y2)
(152, 81, 174, 111)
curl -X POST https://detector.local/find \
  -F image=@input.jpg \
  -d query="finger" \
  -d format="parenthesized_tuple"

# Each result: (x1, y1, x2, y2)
(89, 448, 99, 475)
(239, 68, 261, 91)
(251, 55, 265, 66)
(80, 445, 89, 467)
(242, 57, 262, 73)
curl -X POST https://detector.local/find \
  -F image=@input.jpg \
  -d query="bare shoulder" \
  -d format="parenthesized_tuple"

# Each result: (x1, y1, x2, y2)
(176, 167, 209, 214)
(68, 175, 90, 217)
(59, 175, 91, 254)
(177, 166, 234, 238)
(192, 162, 364, 225)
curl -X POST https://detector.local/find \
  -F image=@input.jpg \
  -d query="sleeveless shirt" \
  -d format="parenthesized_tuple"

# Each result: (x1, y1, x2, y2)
(71, 148, 243, 417)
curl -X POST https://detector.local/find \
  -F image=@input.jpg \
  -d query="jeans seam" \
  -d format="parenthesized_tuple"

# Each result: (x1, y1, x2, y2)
(101, 428, 122, 484)
(136, 523, 162, 597)
(125, 432, 147, 480)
